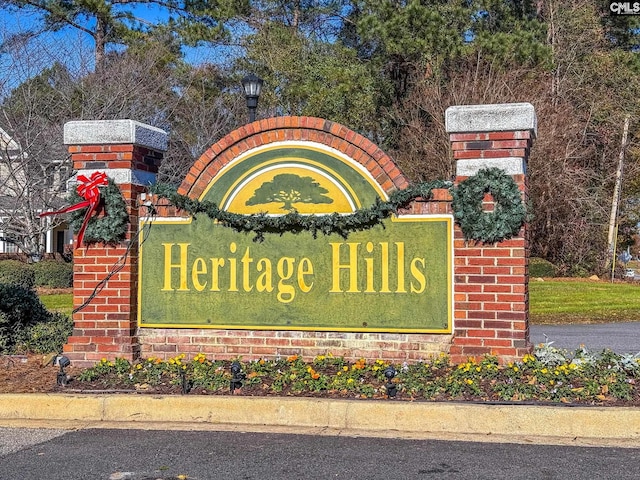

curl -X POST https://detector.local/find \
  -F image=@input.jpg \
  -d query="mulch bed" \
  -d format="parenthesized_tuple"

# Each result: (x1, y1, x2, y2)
(2, 354, 640, 408)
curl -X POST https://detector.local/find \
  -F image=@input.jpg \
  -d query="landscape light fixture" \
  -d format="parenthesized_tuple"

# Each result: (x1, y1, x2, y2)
(180, 369, 192, 395)
(384, 365, 397, 398)
(241, 73, 264, 123)
(55, 355, 71, 386)
(230, 361, 246, 394)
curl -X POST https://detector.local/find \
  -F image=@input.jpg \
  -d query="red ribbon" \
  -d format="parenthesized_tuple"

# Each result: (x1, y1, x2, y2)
(40, 171, 109, 247)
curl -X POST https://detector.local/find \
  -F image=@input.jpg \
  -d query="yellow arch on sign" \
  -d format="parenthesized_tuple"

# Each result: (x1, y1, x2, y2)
(199, 142, 387, 214)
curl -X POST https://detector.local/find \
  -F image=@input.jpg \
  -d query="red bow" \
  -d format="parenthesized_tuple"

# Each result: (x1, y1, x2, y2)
(40, 171, 109, 247)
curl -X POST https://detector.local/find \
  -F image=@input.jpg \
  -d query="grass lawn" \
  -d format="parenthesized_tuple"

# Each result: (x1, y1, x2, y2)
(529, 278, 640, 324)
(37, 279, 640, 325)
(39, 293, 73, 316)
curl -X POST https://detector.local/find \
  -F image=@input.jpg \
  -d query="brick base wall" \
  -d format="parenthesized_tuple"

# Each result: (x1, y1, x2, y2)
(138, 329, 453, 363)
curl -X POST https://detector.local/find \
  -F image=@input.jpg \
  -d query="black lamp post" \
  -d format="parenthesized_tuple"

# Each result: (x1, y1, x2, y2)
(241, 73, 263, 123)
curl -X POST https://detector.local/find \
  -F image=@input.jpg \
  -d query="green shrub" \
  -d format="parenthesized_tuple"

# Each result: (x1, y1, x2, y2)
(0, 283, 51, 353)
(0, 260, 35, 290)
(32, 260, 73, 288)
(529, 257, 558, 278)
(0, 312, 9, 352)
(568, 264, 590, 278)
(14, 312, 73, 354)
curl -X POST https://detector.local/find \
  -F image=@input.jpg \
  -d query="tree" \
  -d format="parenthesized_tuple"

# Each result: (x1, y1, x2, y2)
(597, 0, 640, 51)
(245, 173, 333, 211)
(161, 62, 246, 185)
(0, 0, 250, 67)
(0, 25, 249, 256)
(0, 56, 75, 258)
(236, 1, 383, 136)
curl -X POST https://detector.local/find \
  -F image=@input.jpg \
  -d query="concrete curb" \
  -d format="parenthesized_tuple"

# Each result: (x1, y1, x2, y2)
(1, 394, 639, 446)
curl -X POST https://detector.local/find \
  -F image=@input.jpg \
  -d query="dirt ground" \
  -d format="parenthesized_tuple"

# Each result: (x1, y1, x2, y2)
(0, 355, 66, 393)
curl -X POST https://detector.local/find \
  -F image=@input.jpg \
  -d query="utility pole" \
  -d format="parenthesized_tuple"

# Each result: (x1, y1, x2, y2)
(608, 114, 630, 280)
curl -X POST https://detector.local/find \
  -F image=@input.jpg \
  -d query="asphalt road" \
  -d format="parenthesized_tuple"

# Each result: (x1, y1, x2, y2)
(1, 428, 640, 480)
(530, 322, 640, 354)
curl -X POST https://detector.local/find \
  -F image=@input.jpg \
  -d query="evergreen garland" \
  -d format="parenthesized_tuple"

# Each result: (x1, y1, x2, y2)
(450, 167, 526, 244)
(65, 169, 526, 245)
(68, 179, 129, 244)
(150, 180, 452, 242)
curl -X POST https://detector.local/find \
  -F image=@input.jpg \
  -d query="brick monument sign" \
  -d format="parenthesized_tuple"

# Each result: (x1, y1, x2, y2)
(62, 103, 536, 367)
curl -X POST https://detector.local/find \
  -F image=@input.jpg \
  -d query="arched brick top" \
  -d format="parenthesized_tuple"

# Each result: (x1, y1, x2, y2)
(178, 116, 410, 199)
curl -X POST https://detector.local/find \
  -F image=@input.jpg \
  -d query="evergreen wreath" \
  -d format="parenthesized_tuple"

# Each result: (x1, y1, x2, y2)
(68, 179, 129, 244)
(450, 167, 526, 244)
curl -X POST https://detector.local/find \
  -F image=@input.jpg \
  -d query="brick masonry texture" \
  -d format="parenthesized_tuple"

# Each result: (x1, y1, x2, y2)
(67, 113, 534, 367)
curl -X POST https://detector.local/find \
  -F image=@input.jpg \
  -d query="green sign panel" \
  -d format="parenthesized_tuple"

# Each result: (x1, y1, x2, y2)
(139, 216, 452, 332)
(138, 142, 453, 333)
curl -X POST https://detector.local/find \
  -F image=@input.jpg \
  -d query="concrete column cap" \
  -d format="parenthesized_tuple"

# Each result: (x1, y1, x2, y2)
(445, 103, 537, 138)
(64, 119, 168, 152)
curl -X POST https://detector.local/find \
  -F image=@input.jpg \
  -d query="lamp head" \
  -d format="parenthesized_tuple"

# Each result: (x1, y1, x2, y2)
(384, 365, 396, 380)
(231, 361, 242, 376)
(241, 73, 264, 98)
(55, 355, 71, 369)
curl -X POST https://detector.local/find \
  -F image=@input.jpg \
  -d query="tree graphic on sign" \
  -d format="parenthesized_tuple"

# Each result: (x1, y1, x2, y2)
(246, 173, 334, 211)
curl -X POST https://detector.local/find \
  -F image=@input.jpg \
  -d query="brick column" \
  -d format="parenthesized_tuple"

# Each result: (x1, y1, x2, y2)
(445, 103, 536, 363)
(63, 120, 168, 367)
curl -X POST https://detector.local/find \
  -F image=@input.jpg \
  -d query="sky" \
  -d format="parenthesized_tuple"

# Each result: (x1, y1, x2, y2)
(0, 4, 244, 93)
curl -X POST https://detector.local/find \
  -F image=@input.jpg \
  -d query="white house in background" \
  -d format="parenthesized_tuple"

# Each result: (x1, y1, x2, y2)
(0, 126, 72, 257)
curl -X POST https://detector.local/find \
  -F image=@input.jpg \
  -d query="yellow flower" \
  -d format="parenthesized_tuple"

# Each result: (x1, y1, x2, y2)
(347, 378, 354, 384)
(522, 353, 535, 364)
(342, 366, 349, 372)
